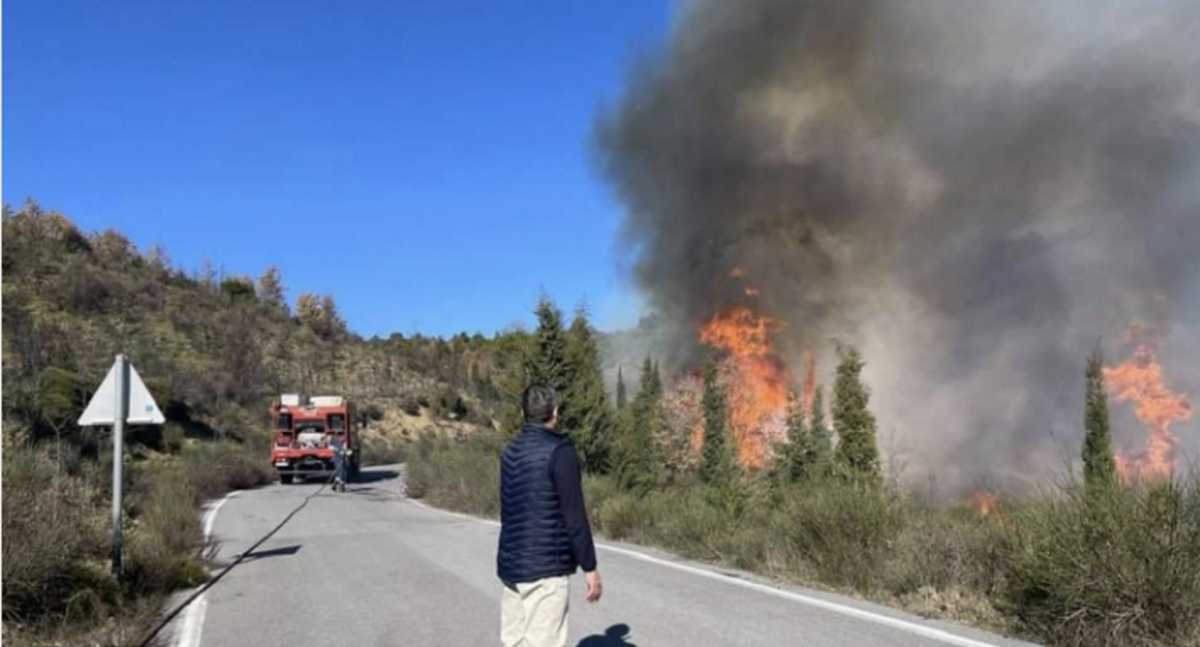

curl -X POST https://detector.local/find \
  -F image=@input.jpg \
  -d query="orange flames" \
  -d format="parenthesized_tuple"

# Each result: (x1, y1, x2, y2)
(661, 373, 706, 457)
(699, 305, 791, 467)
(1104, 329, 1193, 484)
(968, 491, 1002, 517)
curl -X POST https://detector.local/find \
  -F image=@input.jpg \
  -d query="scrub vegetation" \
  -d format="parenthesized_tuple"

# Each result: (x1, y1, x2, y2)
(405, 290, 1200, 647)
(6, 205, 1199, 647)
(0, 205, 510, 644)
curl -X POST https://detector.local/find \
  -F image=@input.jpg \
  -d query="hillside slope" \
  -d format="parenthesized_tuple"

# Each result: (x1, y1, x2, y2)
(2, 202, 526, 452)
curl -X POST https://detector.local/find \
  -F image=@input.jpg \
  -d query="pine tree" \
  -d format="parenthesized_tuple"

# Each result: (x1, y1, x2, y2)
(700, 361, 736, 484)
(563, 308, 615, 473)
(496, 330, 534, 437)
(198, 258, 218, 288)
(616, 365, 627, 410)
(38, 366, 83, 471)
(832, 345, 880, 482)
(296, 293, 324, 333)
(257, 265, 287, 313)
(1082, 349, 1117, 491)
(809, 385, 833, 477)
(319, 295, 345, 334)
(296, 293, 346, 341)
(529, 297, 569, 392)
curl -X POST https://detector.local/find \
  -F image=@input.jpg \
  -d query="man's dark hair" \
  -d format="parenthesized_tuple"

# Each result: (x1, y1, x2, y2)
(522, 384, 559, 423)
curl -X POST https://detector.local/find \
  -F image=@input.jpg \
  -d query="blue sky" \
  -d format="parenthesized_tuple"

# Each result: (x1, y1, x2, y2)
(3, 1, 670, 337)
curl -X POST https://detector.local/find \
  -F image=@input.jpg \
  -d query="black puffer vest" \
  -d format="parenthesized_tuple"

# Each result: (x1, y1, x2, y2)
(496, 424, 575, 584)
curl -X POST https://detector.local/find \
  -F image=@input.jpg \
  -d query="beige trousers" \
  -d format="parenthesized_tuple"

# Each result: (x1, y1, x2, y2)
(500, 575, 569, 647)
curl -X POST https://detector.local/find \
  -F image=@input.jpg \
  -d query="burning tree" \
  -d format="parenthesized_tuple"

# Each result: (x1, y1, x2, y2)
(698, 305, 790, 467)
(659, 373, 703, 474)
(597, 0, 1200, 492)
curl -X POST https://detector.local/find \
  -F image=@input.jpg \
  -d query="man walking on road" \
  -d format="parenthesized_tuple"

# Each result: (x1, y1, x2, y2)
(498, 385, 602, 647)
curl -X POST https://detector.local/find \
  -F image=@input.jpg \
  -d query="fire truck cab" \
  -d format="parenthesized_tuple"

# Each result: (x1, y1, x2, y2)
(270, 394, 360, 484)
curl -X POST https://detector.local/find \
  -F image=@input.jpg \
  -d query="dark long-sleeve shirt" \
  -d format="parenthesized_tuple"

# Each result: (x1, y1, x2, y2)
(549, 443, 598, 572)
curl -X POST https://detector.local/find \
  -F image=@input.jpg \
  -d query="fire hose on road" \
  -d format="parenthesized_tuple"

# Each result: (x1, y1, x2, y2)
(137, 472, 339, 647)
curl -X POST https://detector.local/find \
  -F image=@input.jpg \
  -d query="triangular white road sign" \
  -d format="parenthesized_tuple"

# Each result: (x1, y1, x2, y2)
(78, 361, 165, 426)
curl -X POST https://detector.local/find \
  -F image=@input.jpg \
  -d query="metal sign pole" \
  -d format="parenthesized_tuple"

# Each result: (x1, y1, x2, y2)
(79, 353, 162, 581)
(111, 354, 129, 579)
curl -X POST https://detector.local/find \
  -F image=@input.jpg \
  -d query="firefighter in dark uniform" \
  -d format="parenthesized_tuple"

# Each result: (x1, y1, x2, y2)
(331, 433, 350, 492)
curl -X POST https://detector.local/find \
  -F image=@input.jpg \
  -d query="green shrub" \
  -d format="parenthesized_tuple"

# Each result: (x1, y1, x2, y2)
(359, 433, 408, 465)
(5, 434, 275, 638)
(582, 473, 619, 509)
(431, 386, 469, 420)
(358, 403, 386, 424)
(884, 505, 1009, 596)
(399, 396, 422, 416)
(180, 441, 274, 502)
(1004, 479, 1200, 647)
(595, 492, 641, 540)
(771, 479, 904, 591)
(124, 462, 206, 593)
(162, 421, 186, 453)
(402, 433, 1200, 646)
(1, 439, 108, 623)
(406, 433, 500, 516)
(643, 485, 735, 561)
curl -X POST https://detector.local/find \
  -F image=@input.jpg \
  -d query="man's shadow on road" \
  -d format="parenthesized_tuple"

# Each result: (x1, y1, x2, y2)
(354, 468, 399, 484)
(577, 623, 636, 647)
(336, 468, 401, 499)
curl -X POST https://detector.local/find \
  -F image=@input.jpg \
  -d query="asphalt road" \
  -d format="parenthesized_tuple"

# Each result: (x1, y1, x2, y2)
(168, 465, 1037, 647)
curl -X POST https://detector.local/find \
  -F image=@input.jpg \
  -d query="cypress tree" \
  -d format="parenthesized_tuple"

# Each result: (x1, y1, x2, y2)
(529, 297, 569, 392)
(700, 361, 736, 484)
(616, 365, 627, 410)
(832, 345, 880, 482)
(636, 356, 656, 401)
(780, 389, 810, 482)
(809, 386, 833, 477)
(563, 308, 614, 473)
(617, 355, 663, 490)
(1082, 349, 1118, 491)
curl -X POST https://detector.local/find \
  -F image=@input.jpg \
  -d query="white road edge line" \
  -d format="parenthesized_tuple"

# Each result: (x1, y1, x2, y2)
(174, 490, 240, 647)
(407, 499, 1001, 647)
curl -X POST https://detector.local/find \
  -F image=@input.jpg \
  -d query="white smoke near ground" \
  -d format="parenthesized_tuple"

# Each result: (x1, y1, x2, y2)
(596, 1, 1200, 492)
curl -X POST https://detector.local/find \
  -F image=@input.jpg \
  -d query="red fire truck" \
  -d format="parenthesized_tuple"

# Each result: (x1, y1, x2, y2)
(270, 395, 360, 484)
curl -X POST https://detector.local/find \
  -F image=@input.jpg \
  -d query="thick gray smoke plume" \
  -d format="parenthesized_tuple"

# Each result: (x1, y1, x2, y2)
(597, 1, 1200, 490)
